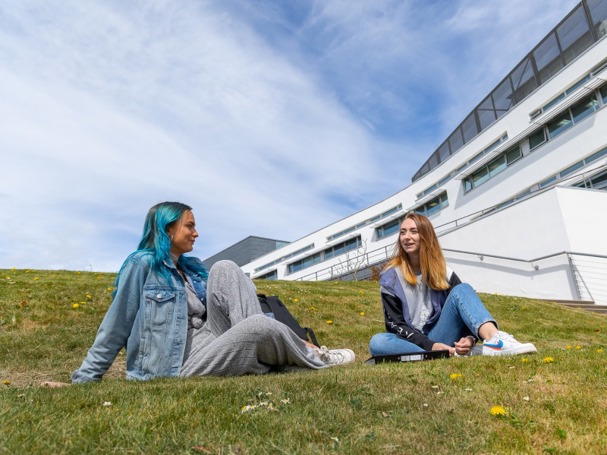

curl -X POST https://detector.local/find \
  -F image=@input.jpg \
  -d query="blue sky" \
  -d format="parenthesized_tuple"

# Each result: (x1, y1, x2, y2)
(0, 0, 578, 272)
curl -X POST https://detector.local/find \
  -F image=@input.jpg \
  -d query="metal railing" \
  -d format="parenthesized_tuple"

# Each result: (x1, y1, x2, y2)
(296, 246, 607, 305)
(569, 253, 607, 304)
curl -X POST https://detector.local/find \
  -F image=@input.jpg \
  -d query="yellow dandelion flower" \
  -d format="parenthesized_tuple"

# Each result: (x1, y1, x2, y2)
(359, 311, 365, 316)
(565, 345, 572, 349)
(449, 373, 462, 380)
(575, 345, 582, 350)
(596, 348, 603, 353)
(33, 277, 40, 281)
(292, 298, 299, 303)
(107, 287, 113, 292)
(310, 306, 318, 311)
(521, 357, 529, 363)
(490, 405, 507, 416)
(543, 356, 554, 363)
(86, 294, 92, 299)
(326, 320, 333, 325)
(72, 303, 80, 309)
(2, 379, 11, 386)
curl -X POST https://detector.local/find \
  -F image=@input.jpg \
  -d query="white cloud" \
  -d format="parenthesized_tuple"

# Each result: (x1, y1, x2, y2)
(0, 0, 581, 271)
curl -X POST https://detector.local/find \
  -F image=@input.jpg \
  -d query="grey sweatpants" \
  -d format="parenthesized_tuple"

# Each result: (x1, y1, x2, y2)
(180, 260, 325, 376)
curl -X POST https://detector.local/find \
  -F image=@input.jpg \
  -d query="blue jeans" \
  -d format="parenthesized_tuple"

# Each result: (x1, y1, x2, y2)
(369, 283, 496, 356)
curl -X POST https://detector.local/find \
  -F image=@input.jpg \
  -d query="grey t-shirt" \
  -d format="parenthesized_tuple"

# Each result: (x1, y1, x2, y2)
(184, 278, 206, 329)
(395, 267, 433, 332)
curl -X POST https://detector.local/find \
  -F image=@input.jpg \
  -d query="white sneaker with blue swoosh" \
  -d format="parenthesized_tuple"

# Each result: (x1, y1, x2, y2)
(482, 331, 537, 356)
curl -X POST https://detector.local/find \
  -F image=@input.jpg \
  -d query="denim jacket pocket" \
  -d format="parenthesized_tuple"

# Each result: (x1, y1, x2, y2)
(140, 288, 179, 377)
(144, 289, 176, 327)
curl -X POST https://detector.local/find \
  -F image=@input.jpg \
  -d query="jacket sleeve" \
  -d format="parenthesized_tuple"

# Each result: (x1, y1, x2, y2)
(381, 291, 435, 351)
(448, 271, 462, 289)
(71, 256, 147, 383)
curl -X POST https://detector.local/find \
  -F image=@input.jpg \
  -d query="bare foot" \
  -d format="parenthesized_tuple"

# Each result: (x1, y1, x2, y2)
(41, 381, 71, 388)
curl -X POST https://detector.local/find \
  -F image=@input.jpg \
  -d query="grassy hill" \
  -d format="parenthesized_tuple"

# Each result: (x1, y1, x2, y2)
(1, 268, 606, 454)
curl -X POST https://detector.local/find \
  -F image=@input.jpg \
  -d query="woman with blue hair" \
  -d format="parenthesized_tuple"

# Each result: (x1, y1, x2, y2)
(65, 202, 354, 384)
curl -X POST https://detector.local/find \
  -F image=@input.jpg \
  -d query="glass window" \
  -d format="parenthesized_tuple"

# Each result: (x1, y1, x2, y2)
(505, 146, 522, 164)
(533, 32, 564, 83)
(587, 0, 607, 38)
(492, 77, 514, 117)
(557, 5, 593, 64)
(511, 57, 538, 103)
(514, 189, 532, 201)
(477, 95, 497, 130)
(461, 112, 479, 143)
(463, 178, 473, 193)
(529, 129, 546, 150)
(472, 167, 490, 188)
(496, 199, 514, 210)
(468, 151, 484, 166)
(539, 175, 558, 188)
(565, 75, 590, 95)
(303, 253, 321, 268)
(377, 219, 400, 239)
(414, 192, 448, 217)
(465, 145, 522, 192)
(560, 160, 584, 177)
(438, 174, 451, 186)
(548, 111, 573, 138)
(543, 93, 566, 112)
(288, 261, 302, 274)
(333, 243, 346, 257)
(424, 203, 441, 217)
(600, 85, 607, 104)
(571, 94, 599, 123)
(427, 152, 440, 169)
(258, 270, 277, 280)
(586, 147, 607, 164)
(448, 128, 464, 153)
(487, 156, 507, 177)
(588, 170, 607, 189)
(437, 142, 451, 163)
(345, 238, 359, 252)
(382, 206, 401, 217)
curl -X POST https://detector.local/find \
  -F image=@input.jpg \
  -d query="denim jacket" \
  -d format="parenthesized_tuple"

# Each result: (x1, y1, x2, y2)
(71, 251, 207, 383)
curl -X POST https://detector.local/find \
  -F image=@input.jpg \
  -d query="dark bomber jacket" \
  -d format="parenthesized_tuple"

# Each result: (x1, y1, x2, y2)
(379, 266, 473, 350)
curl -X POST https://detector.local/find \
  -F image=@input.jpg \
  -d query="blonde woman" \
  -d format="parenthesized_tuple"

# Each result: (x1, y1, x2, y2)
(369, 212, 536, 357)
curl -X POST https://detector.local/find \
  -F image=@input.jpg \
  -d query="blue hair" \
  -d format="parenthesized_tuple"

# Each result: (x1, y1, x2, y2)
(114, 202, 208, 293)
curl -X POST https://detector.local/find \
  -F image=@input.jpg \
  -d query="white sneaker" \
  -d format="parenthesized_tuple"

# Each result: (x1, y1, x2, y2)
(482, 331, 537, 356)
(318, 346, 356, 366)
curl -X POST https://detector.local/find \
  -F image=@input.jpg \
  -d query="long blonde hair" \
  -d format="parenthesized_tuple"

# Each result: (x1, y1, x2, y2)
(385, 212, 449, 290)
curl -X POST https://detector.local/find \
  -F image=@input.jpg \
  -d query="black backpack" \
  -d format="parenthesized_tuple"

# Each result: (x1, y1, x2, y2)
(257, 294, 319, 347)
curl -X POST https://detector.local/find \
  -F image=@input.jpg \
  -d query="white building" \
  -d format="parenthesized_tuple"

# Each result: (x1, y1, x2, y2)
(241, 0, 607, 306)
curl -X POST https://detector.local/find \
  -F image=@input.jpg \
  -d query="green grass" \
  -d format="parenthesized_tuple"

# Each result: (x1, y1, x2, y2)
(1, 268, 607, 454)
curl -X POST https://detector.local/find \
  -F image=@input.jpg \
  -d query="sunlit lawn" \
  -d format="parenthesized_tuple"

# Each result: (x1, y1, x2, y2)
(1, 269, 606, 454)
